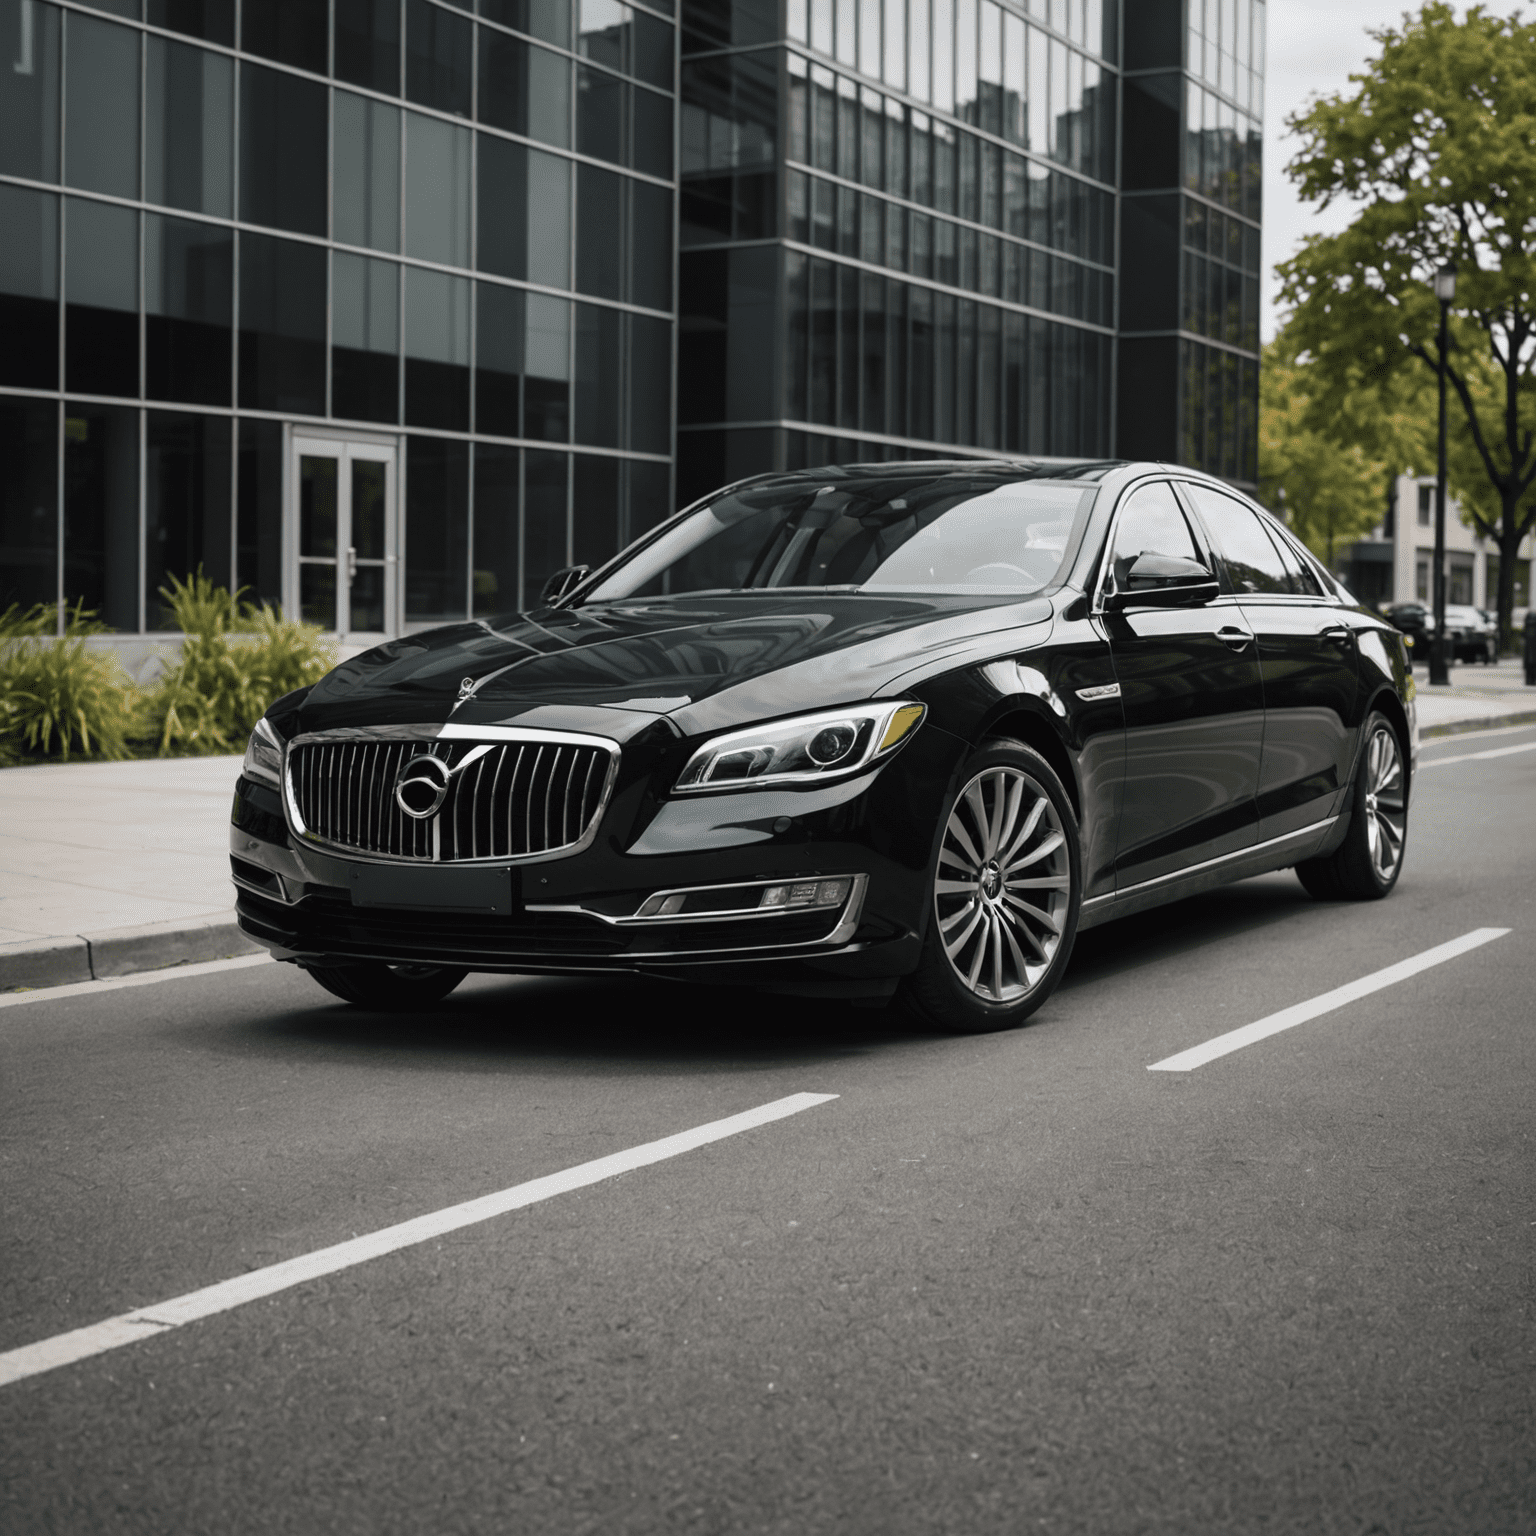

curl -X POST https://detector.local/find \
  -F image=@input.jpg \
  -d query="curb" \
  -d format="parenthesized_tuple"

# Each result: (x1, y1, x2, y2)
(1421, 707, 1536, 739)
(1, 913, 262, 993)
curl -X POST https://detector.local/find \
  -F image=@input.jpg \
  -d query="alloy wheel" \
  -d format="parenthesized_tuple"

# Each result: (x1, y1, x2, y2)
(934, 766, 1072, 1002)
(1362, 725, 1406, 885)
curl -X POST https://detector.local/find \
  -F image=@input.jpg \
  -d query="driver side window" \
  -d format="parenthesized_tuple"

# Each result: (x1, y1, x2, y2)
(1109, 482, 1200, 589)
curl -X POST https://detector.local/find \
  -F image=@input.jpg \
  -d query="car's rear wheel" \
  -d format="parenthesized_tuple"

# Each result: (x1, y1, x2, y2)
(302, 961, 468, 1009)
(1296, 710, 1407, 901)
(900, 740, 1082, 1034)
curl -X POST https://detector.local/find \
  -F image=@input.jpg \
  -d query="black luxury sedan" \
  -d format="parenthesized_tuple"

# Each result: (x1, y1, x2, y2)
(231, 460, 1416, 1033)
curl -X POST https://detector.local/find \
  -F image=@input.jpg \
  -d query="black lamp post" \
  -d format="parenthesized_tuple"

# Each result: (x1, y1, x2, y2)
(1429, 260, 1457, 686)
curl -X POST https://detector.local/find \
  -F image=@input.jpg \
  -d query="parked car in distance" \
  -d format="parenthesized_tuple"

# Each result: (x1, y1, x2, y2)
(232, 460, 1416, 1034)
(1446, 604, 1499, 663)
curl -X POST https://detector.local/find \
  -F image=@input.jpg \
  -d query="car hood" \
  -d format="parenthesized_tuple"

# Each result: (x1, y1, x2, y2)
(289, 592, 1055, 740)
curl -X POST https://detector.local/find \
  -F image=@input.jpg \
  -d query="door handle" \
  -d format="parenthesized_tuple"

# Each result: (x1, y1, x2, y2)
(347, 546, 357, 586)
(1321, 624, 1354, 646)
(1216, 625, 1254, 650)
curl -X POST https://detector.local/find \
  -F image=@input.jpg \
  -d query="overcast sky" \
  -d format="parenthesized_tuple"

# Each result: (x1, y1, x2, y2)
(1259, 1, 1523, 342)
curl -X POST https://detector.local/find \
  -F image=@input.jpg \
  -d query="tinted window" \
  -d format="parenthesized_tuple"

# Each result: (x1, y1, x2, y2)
(1109, 481, 1198, 587)
(586, 473, 1096, 600)
(1185, 485, 1290, 595)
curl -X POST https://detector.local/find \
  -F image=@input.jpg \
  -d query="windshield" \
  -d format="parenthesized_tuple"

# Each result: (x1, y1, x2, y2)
(584, 471, 1098, 603)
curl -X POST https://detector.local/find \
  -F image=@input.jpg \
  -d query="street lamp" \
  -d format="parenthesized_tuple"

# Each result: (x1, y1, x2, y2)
(1430, 260, 1457, 687)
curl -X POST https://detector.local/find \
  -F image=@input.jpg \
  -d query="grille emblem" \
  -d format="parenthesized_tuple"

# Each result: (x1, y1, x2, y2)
(394, 754, 454, 820)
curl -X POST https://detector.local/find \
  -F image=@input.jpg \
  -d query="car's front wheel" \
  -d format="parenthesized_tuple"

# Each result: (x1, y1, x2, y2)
(900, 740, 1082, 1034)
(302, 961, 468, 1009)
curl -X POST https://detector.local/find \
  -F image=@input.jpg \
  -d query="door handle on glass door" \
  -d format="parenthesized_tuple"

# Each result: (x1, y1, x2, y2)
(1216, 625, 1254, 650)
(347, 546, 357, 585)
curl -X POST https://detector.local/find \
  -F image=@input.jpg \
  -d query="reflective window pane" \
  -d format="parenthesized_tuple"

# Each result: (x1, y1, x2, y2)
(241, 0, 326, 73)
(334, 93, 401, 253)
(352, 460, 387, 561)
(481, 0, 569, 50)
(64, 402, 140, 630)
(478, 30, 570, 146)
(405, 436, 469, 623)
(631, 180, 672, 311)
(522, 448, 567, 607)
(524, 293, 570, 441)
(573, 452, 618, 569)
(574, 301, 620, 447)
(633, 84, 672, 178)
(336, 0, 401, 93)
(146, 411, 232, 611)
(474, 281, 523, 437)
(145, 0, 234, 44)
(238, 232, 326, 413)
(236, 418, 283, 609)
(332, 252, 399, 423)
(299, 455, 337, 558)
(145, 214, 232, 405)
(406, 0, 472, 115)
(0, 184, 59, 389)
(627, 313, 670, 455)
(404, 266, 470, 429)
(476, 142, 571, 288)
(65, 199, 138, 397)
(146, 37, 232, 217)
(0, 398, 59, 612)
(405, 112, 471, 267)
(239, 63, 327, 236)
(577, 63, 625, 164)
(472, 443, 518, 617)
(1, 0, 60, 182)
(64, 12, 139, 198)
(576, 165, 623, 300)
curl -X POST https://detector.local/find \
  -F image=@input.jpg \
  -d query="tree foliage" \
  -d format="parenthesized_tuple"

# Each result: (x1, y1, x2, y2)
(1278, 2, 1536, 640)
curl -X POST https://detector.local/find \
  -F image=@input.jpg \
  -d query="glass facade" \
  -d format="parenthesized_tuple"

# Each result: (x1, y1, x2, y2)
(1119, 0, 1262, 483)
(0, 0, 675, 633)
(678, 0, 1133, 503)
(2, 0, 1265, 638)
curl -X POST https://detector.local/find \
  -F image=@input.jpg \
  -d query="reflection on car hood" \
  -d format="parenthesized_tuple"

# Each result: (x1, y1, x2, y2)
(292, 592, 1055, 736)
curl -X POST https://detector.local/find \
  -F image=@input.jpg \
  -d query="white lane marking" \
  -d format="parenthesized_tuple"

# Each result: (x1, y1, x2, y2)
(1, 952, 272, 1009)
(1148, 928, 1511, 1073)
(1419, 741, 1536, 770)
(0, 1092, 838, 1389)
(1420, 721, 1536, 749)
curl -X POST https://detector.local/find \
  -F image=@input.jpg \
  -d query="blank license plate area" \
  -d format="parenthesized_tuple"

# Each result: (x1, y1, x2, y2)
(349, 864, 516, 913)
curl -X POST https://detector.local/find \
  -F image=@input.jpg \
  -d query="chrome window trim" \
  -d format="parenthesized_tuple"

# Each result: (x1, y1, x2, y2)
(1091, 475, 1220, 617)
(281, 725, 621, 867)
(527, 873, 868, 927)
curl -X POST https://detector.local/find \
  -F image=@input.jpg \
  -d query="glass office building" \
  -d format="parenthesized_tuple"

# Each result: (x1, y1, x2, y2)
(0, 0, 675, 639)
(1, 0, 1262, 641)
(677, 0, 1262, 504)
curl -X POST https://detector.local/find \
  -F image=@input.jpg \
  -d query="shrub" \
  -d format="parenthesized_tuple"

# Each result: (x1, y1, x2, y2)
(137, 571, 335, 756)
(0, 607, 135, 762)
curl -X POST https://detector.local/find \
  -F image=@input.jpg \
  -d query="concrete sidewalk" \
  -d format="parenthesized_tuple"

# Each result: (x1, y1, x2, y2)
(3, 659, 1534, 992)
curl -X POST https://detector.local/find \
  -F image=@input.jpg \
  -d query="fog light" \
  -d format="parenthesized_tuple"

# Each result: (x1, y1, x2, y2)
(757, 879, 852, 911)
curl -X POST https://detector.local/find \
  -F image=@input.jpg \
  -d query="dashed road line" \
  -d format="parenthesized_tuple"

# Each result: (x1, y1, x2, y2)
(1148, 928, 1510, 1072)
(0, 1093, 838, 1389)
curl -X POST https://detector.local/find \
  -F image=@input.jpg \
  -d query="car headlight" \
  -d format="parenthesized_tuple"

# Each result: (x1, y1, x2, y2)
(242, 717, 283, 787)
(675, 702, 926, 793)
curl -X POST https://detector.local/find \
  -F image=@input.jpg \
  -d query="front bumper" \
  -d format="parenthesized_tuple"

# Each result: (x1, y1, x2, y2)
(229, 747, 945, 993)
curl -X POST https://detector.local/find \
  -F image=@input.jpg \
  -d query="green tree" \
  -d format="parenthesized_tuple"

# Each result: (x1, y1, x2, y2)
(1257, 338, 1400, 571)
(1279, 2, 1536, 644)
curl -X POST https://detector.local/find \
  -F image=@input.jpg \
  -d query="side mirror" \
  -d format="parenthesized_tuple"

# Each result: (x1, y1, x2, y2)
(540, 564, 590, 606)
(1104, 553, 1219, 611)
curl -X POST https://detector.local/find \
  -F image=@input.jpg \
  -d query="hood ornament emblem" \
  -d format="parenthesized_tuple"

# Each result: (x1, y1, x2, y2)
(457, 676, 476, 701)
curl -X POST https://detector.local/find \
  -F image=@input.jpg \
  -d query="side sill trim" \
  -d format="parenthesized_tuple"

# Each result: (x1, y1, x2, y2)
(1083, 818, 1339, 908)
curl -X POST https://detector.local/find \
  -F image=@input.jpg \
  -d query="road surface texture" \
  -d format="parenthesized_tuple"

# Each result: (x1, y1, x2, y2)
(3, 726, 1533, 1534)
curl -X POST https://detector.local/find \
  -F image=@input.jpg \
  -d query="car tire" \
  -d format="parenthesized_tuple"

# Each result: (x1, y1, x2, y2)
(1295, 710, 1408, 902)
(899, 739, 1082, 1034)
(302, 961, 468, 1009)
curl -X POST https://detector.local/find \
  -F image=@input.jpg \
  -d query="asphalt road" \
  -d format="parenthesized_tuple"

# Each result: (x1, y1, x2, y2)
(3, 726, 1534, 1535)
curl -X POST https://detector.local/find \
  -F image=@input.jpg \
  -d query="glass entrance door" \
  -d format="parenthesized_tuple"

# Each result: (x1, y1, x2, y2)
(289, 434, 398, 637)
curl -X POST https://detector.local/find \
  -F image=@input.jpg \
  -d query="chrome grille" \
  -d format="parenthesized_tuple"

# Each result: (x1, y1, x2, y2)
(288, 738, 613, 862)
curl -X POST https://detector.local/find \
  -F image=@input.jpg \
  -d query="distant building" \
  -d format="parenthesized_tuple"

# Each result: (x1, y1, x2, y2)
(1341, 476, 1533, 615)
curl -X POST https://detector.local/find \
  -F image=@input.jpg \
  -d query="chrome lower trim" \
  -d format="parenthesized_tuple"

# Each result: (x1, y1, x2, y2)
(527, 873, 866, 927)
(1083, 817, 1339, 907)
(528, 875, 870, 955)
(281, 725, 621, 867)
